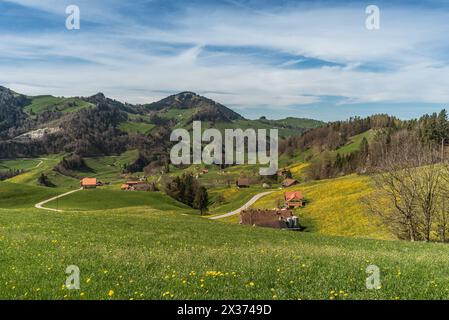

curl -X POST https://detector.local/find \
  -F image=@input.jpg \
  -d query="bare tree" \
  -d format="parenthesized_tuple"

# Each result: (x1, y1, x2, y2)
(364, 131, 446, 242)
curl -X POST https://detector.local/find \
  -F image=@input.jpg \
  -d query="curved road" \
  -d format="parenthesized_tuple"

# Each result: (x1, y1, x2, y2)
(209, 191, 274, 220)
(35, 188, 82, 212)
(34, 188, 273, 217)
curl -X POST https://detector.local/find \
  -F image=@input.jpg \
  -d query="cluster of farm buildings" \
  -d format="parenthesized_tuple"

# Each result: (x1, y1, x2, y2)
(79, 172, 305, 231)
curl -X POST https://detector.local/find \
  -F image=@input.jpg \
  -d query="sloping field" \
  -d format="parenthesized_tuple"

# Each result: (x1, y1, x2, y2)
(252, 174, 392, 240)
(0, 181, 62, 209)
(1, 206, 449, 299)
(44, 188, 194, 212)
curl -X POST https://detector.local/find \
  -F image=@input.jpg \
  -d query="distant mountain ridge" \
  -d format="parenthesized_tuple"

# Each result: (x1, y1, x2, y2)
(0, 86, 324, 158)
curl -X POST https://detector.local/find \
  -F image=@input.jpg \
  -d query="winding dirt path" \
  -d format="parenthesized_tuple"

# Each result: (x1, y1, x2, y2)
(209, 191, 273, 220)
(34, 188, 82, 212)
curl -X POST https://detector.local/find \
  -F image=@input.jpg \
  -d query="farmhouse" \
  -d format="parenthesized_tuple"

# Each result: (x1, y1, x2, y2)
(284, 191, 304, 208)
(236, 178, 250, 188)
(240, 208, 299, 229)
(80, 177, 97, 189)
(281, 178, 298, 188)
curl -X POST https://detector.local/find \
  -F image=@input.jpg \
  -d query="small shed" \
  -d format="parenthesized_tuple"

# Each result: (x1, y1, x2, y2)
(236, 178, 250, 188)
(281, 178, 299, 188)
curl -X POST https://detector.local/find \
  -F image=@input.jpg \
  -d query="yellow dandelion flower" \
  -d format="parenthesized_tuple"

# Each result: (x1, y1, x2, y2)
(108, 290, 114, 297)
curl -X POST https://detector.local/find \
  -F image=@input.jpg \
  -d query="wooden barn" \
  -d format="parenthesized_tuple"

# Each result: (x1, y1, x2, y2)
(281, 178, 299, 188)
(240, 208, 299, 230)
(284, 191, 304, 208)
(236, 178, 250, 188)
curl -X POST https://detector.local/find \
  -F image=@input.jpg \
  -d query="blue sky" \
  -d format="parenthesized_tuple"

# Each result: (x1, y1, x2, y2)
(0, 0, 449, 121)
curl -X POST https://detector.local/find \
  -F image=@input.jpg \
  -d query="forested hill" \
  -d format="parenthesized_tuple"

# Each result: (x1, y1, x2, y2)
(280, 111, 449, 180)
(0, 87, 323, 159)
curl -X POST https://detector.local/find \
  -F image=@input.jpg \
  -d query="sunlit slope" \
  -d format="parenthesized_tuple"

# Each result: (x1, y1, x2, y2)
(44, 188, 194, 212)
(252, 174, 392, 240)
(0, 181, 62, 209)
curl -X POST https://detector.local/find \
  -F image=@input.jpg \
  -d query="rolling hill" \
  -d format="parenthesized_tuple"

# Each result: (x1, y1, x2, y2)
(0, 86, 324, 160)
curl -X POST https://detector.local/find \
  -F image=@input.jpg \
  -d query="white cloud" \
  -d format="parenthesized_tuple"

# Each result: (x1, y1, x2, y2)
(1, 1, 449, 117)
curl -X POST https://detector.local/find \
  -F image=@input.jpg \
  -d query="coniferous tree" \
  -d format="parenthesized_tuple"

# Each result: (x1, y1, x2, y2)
(194, 186, 209, 215)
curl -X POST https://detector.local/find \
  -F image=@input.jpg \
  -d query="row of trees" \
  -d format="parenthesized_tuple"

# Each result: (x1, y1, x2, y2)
(0, 168, 24, 180)
(163, 173, 209, 214)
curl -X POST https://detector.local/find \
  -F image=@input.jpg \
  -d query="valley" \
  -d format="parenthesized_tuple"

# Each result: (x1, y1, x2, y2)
(1, 86, 449, 300)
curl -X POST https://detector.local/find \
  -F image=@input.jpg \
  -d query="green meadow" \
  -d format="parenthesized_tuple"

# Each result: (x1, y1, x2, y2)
(1, 204, 449, 300)
(45, 189, 193, 212)
(1, 155, 449, 300)
(0, 158, 42, 171)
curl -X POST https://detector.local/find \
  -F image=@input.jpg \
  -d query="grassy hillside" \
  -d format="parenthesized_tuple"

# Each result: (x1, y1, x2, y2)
(1, 206, 449, 299)
(208, 186, 266, 216)
(0, 158, 42, 171)
(5, 151, 139, 189)
(23, 95, 94, 115)
(45, 189, 194, 212)
(119, 121, 155, 134)
(252, 174, 392, 240)
(334, 129, 376, 156)
(0, 181, 62, 209)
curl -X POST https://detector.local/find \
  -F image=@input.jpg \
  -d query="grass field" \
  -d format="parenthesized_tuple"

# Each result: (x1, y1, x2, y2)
(334, 130, 376, 156)
(1, 205, 449, 299)
(208, 186, 266, 216)
(0, 159, 42, 171)
(252, 174, 392, 240)
(45, 189, 194, 212)
(5, 151, 140, 189)
(2, 155, 449, 300)
(119, 121, 155, 134)
(0, 182, 62, 209)
(23, 95, 94, 115)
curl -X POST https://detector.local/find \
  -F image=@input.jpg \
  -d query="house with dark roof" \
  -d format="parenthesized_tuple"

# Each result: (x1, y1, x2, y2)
(281, 178, 299, 188)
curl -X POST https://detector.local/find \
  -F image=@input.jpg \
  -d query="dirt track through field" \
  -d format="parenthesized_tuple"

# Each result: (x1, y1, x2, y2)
(209, 191, 273, 220)
(34, 188, 82, 212)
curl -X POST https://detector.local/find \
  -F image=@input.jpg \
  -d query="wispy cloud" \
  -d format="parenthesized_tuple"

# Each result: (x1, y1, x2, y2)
(0, 0, 448, 120)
